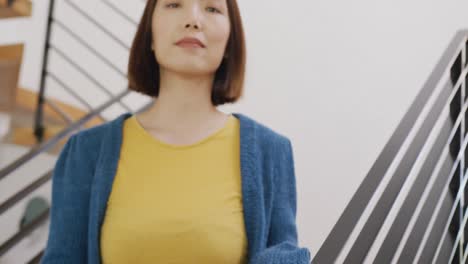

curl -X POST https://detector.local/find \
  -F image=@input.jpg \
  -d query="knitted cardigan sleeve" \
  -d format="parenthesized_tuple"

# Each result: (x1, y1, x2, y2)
(251, 138, 312, 264)
(41, 135, 90, 264)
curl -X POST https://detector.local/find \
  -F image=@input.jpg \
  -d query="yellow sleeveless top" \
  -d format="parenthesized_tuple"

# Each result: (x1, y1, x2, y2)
(100, 114, 248, 264)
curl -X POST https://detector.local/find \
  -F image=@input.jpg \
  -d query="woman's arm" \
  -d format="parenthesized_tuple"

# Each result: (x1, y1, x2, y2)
(251, 138, 312, 264)
(40, 135, 90, 264)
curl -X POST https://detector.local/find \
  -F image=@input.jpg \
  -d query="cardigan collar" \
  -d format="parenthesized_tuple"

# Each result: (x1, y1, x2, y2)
(87, 111, 265, 264)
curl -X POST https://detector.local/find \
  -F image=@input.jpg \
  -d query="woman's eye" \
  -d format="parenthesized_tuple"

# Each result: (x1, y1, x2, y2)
(165, 3, 220, 13)
(166, 3, 179, 8)
(206, 7, 221, 13)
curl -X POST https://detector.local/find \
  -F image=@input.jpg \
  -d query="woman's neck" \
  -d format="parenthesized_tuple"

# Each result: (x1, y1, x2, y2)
(135, 69, 226, 132)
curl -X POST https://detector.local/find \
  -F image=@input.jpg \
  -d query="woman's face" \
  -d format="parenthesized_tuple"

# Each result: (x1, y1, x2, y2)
(152, 0, 231, 77)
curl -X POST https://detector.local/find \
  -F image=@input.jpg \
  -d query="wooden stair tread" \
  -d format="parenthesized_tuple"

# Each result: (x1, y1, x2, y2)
(2, 87, 106, 154)
(0, 7, 20, 18)
(9, 125, 69, 155)
(0, 0, 32, 18)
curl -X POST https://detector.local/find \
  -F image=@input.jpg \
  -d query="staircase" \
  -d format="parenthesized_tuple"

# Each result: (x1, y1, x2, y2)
(5, 87, 107, 154)
(0, 1, 152, 262)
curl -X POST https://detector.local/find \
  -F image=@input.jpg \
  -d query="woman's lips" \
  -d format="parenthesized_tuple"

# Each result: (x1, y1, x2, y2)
(175, 37, 206, 48)
(176, 42, 204, 48)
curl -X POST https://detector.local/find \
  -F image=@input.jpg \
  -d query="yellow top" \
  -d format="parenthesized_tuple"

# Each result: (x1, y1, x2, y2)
(100, 114, 248, 264)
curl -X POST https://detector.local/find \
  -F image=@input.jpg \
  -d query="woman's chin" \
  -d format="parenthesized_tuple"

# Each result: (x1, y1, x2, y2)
(171, 67, 213, 77)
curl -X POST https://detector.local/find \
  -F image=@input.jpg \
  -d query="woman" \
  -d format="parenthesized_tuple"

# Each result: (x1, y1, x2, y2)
(41, 0, 312, 263)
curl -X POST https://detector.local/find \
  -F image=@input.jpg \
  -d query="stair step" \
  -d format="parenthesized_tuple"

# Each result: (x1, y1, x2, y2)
(0, 0, 32, 18)
(9, 125, 69, 155)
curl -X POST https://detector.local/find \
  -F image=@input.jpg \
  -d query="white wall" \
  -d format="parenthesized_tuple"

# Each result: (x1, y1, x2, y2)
(234, 0, 468, 258)
(2, 0, 468, 261)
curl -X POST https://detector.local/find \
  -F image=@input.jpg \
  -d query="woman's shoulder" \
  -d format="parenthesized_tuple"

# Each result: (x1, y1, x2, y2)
(57, 114, 123, 167)
(69, 112, 129, 147)
(69, 120, 111, 148)
(238, 112, 291, 144)
(236, 112, 292, 157)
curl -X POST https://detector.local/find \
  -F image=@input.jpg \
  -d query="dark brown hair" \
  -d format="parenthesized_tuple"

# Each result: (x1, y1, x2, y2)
(127, 0, 246, 106)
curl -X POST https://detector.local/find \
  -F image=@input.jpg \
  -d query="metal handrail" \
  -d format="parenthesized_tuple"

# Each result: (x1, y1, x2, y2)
(0, 208, 49, 257)
(33, 0, 55, 142)
(64, 0, 130, 50)
(312, 29, 468, 264)
(101, 0, 138, 26)
(48, 44, 133, 113)
(34, 0, 136, 142)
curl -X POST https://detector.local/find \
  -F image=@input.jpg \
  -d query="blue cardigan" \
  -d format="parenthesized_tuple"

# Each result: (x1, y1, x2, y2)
(40, 111, 312, 264)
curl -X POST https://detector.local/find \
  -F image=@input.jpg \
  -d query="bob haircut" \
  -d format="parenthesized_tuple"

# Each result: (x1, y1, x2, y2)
(127, 0, 246, 106)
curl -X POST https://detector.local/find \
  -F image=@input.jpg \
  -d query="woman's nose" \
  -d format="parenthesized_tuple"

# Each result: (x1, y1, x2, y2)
(184, 5, 202, 30)
(185, 23, 199, 29)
